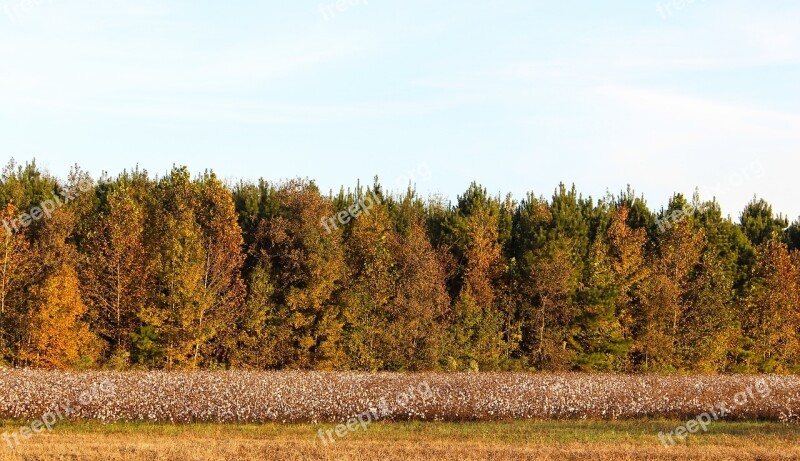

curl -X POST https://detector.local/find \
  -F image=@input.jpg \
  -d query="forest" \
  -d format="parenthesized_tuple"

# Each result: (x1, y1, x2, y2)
(0, 159, 798, 373)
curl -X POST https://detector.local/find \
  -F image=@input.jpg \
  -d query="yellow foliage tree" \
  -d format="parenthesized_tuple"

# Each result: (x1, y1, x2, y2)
(20, 264, 97, 368)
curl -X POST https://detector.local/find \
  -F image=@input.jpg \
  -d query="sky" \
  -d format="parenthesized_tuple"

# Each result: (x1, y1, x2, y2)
(0, 0, 798, 220)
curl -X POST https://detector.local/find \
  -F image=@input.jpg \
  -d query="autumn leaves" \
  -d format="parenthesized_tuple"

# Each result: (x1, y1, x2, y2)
(0, 160, 798, 373)
(0, 166, 246, 369)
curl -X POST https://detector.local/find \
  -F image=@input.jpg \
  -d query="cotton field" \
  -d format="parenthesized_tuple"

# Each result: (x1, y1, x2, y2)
(1, 370, 799, 424)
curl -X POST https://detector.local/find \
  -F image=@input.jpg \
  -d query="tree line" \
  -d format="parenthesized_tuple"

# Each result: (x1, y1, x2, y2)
(0, 159, 798, 372)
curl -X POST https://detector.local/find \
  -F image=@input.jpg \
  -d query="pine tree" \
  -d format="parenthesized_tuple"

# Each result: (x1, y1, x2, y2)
(694, 197, 752, 293)
(0, 159, 59, 219)
(574, 206, 643, 371)
(740, 197, 789, 247)
(443, 183, 505, 370)
(787, 218, 800, 252)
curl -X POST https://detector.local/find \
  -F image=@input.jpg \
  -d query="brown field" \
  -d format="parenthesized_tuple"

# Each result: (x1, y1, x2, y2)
(1, 369, 799, 423)
(2, 370, 800, 459)
(1, 420, 799, 460)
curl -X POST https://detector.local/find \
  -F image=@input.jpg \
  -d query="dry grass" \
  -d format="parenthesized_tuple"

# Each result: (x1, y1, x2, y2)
(0, 420, 798, 460)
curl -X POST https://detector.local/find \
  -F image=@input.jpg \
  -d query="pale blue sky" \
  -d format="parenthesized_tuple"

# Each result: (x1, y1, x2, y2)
(1, 0, 798, 219)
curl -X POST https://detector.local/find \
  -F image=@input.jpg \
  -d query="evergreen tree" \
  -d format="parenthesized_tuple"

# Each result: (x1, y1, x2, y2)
(740, 197, 789, 247)
(786, 218, 800, 252)
(0, 160, 798, 372)
(443, 183, 505, 370)
(574, 206, 643, 371)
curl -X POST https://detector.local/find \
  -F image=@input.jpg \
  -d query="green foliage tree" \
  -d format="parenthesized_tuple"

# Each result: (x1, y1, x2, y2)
(574, 206, 643, 371)
(442, 183, 505, 370)
(740, 197, 789, 247)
